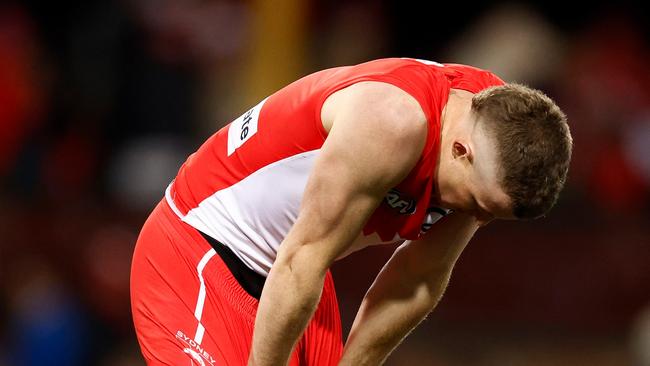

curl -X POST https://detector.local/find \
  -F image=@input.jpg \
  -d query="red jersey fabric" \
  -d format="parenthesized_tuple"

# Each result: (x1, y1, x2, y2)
(166, 58, 504, 275)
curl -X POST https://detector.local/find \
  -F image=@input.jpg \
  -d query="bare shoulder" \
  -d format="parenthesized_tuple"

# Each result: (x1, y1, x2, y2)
(321, 81, 427, 138)
(314, 81, 428, 195)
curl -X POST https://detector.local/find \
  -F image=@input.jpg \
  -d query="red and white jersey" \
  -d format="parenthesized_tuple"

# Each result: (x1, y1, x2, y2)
(166, 58, 504, 276)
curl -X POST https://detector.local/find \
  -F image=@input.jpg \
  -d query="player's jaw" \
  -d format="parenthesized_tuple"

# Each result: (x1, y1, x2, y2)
(439, 181, 514, 226)
(436, 156, 515, 225)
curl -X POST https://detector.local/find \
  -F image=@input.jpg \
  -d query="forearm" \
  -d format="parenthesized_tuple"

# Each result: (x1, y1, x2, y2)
(339, 247, 451, 365)
(341, 213, 478, 365)
(248, 245, 327, 366)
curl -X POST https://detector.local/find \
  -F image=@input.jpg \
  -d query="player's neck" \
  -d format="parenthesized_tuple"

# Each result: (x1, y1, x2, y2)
(435, 90, 474, 207)
(440, 89, 474, 148)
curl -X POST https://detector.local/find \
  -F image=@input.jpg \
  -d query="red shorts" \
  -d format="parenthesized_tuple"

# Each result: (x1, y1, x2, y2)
(130, 199, 343, 365)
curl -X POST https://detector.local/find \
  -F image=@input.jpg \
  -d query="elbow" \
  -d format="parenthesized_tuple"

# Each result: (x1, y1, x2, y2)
(419, 265, 453, 302)
(274, 240, 331, 284)
(407, 257, 453, 289)
(265, 244, 329, 313)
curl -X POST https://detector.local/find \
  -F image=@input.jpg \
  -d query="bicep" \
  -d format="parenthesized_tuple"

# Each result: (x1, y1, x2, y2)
(281, 83, 427, 266)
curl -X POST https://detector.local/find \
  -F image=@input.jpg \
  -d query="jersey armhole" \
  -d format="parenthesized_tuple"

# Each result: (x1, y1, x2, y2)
(313, 74, 434, 143)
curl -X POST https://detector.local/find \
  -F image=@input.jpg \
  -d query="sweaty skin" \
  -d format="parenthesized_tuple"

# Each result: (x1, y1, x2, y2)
(248, 82, 509, 366)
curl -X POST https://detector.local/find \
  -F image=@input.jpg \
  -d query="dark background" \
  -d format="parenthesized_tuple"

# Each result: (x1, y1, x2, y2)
(1, 1, 649, 365)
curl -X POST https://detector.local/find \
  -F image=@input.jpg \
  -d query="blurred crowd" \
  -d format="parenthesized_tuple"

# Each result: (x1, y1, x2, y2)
(0, 1, 648, 365)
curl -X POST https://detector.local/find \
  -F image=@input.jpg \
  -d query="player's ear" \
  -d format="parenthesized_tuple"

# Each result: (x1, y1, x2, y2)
(452, 140, 473, 163)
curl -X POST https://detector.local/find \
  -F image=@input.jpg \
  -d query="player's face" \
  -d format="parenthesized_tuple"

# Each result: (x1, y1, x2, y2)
(442, 170, 513, 226)
(467, 124, 515, 225)
(439, 121, 515, 225)
(466, 164, 514, 225)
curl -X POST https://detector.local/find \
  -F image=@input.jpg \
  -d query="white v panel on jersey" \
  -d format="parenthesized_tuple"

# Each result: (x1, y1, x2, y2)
(179, 150, 319, 275)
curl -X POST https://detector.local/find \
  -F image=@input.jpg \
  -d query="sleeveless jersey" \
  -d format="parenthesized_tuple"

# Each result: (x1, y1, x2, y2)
(165, 58, 504, 276)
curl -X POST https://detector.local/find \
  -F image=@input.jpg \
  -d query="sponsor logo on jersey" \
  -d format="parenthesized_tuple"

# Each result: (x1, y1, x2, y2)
(385, 189, 416, 215)
(227, 97, 268, 156)
(420, 207, 452, 234)
(176, 330, 216, 365)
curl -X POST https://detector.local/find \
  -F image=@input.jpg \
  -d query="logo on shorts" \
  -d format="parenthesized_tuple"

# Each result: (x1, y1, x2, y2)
(184, 348, 206, 366)
(176, 330, 216, 365)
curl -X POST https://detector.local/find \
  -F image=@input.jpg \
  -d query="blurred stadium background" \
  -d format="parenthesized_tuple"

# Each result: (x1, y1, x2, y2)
(1, 1, 649, 365)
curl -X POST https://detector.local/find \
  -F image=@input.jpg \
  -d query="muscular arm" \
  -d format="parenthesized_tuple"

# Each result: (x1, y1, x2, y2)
(339, 212, 480, 365)
(248, 82, 427, 366)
